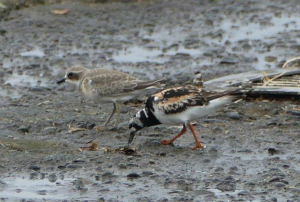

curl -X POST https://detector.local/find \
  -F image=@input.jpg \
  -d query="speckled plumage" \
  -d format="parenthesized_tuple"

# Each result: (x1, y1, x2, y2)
(129, 85, 243, 149)
(58, 65, 163, 127)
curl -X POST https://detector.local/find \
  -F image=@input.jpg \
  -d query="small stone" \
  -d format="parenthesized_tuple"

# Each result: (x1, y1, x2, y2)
(48, 173, 57, 183)
(28, 165, 40, 171)
(58, 165, 67, 170)
(216, 176, 236, 192)
(18, 126, 29, 133)
(265, 56, 277, 63)
(230, 166, 238, 171)
(237, 191, 249, 196)
(142, 171, 153, 176)
(73, 159, 85, 163)
(269, 177, 282, 182)
(219, 58, 238, 65)
(274, 182, 286, 188)
(37, 190, 46, 195)
(283, 164, 290, 169)
(270, 197, 277, 201)
(268, 148, 277, 155)
(102, 171, 114, 178)
(227, 112, 240, 120)
(66, 164, 82, 169)
(30, 172, 39, 179)
(74, 179, 85, 190)
(118, 163, 127, 169)
(127, 173, 141, 178)
(149, 160, 155, 164)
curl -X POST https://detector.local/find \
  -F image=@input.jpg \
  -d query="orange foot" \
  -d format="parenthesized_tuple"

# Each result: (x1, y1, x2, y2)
(190, 143, 204, 150)
(160, 139, 173, 145)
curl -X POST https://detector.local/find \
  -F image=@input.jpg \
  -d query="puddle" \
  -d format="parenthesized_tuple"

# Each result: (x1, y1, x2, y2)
(112, 13, 300, 70)
(0, 176, 97, 201)
(20, 47, 45, 58)
(0, 87, 21, 99)
(4, 73, 49, 88)
(0, 175, 171, 201)
(219, 15, 300, 43)
(207, 188, 243, 197)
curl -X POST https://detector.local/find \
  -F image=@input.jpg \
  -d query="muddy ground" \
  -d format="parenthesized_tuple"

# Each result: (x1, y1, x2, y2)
(1, 0, 300, 201)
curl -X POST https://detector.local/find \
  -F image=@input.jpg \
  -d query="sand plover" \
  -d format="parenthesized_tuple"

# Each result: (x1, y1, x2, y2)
(128, 85, 244, 150)
(57, 65, 164, 128)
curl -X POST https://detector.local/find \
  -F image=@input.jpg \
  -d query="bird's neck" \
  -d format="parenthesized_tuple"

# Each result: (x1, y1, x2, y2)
(142, 109, 161, 128)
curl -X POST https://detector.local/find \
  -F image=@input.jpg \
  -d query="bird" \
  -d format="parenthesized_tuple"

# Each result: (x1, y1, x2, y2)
(128, 85, 245, 150)
(57, 65, 164, 128)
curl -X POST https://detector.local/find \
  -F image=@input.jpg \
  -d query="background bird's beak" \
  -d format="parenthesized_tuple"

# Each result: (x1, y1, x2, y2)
(57, 78, 66, 84)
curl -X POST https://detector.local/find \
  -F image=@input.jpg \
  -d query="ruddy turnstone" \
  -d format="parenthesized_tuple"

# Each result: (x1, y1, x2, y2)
(57, 65, 164, 128)
(128, 85, 244, 150)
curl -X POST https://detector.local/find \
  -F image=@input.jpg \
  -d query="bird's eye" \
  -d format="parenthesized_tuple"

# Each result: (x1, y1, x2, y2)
(67, 72, 74, 78)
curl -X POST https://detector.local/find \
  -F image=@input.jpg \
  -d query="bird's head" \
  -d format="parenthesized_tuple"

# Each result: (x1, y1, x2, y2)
(57, 65, 90, 87)
(128, 109, 150, 144)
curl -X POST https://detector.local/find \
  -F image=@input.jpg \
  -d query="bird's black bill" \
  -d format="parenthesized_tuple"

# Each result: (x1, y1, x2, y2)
(57, 78, 66, 84)
(128, 131, 136, 144)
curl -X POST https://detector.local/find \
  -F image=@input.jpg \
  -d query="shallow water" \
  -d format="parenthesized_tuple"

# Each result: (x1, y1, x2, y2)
(1, 8, 300, 94)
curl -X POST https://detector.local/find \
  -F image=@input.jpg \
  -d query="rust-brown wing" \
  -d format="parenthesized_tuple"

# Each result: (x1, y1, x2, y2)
(146, 86, 238, 115)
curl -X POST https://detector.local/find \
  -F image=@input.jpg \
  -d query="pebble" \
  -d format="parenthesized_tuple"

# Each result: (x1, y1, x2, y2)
(268, 148, 277, 155)
(282, 164, 290, 169)
(142, 171, 154, 176)
(18, 126, 29, 133)
(219, 58, 238, 65)
(29, 172, 39, 179)
(274, 182, 286, 188)
(102, 171, 114, 178)
(118, 163, 127, 169)
(73, 159, 85, 163)
(237, 191, 249, 196)
(227, 112, 240, 120)
(216, 176, 236, 192)
(67, 164, 82, 169)
(48, 173, 57, 183)
(127, 173, 141, 178)
(265, 56, 277, 62)
(270, 197, 277, 201)
(28, 165, 41, 171)
(74, 179, 85, 190)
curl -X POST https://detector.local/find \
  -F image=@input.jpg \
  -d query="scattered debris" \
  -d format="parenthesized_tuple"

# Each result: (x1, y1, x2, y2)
(282, 56, 300, 69)
(100, 146, 137, 155)
(79, 140, 99, 151)
(51, 9, 69, 15)
(260, 71, 286, 87)
(0, 117, 12, 123)
(68, 124, 88, 133)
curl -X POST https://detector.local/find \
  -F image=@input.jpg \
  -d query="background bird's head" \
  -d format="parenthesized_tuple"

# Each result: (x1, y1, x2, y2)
(57, 65, 90, 87)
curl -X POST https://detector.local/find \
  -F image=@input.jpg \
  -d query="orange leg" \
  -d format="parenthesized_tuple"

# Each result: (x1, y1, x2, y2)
(188, 123, 204, 150)
(160, 125, 187, 145)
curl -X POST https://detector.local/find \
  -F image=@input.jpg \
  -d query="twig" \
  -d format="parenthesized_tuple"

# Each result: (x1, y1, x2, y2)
(282, 56, 300, 69)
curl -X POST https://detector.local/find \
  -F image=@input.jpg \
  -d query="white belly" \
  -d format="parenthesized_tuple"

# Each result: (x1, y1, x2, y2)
(153, 96, 236, 125)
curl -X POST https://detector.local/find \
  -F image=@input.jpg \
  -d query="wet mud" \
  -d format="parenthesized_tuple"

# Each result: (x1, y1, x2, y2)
(1, 0, 300, 201)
